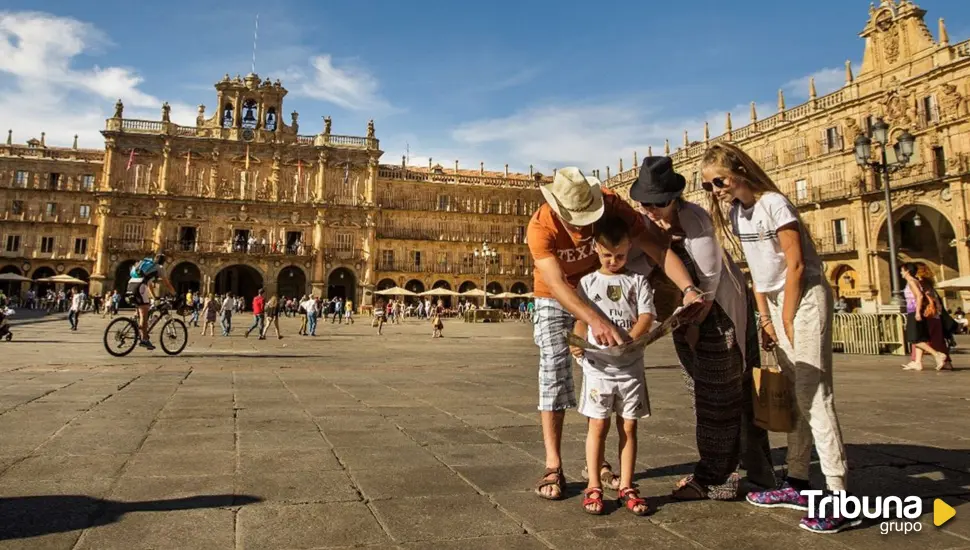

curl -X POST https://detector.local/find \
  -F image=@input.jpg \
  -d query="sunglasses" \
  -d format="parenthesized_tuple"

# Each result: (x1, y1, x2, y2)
(701, 177, 728, 192)
(638, 199, 673, 209)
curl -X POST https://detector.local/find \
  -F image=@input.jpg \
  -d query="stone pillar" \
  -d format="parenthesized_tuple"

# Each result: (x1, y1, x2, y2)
(159, 141, 171, 194)
(153, 200, 169, 253)
(202, 273, 213, 295)
(315, 151, 327, 202)
(101, 140, 117, 191)
(311, 211, 326, 297)
(362, 212, 377, 306)
(365, 156, 378, 203)
(89, 202, 113, 295)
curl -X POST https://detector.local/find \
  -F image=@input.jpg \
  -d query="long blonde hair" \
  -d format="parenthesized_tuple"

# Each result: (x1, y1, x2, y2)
(700, 142, 816, 248)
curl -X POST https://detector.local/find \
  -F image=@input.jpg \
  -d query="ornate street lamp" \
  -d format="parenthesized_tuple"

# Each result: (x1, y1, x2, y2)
(473, 241, 497, 308)
(854, 117, 916, 309)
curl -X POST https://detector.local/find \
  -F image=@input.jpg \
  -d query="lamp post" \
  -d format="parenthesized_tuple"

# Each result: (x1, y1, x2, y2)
(473, 241, 496, 308)
(853, 117, 916, 309)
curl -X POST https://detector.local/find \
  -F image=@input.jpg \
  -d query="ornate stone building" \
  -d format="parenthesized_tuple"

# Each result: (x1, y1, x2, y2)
(0, 73, 543, 307)
(605, 0, 970, 312)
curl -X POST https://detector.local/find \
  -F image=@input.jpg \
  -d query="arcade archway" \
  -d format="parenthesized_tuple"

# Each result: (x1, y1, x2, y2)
(66, 268, 90, 292)
(32, 266, 56, 295)
(876, 205, 958, 303)
(0, 265, 24, 298)
(431, 280, 453, 307)
(215, 264, 264, 307)
(170, 262, 201, 295)
(458, 281, 477, 293)
(510, 281, 530, 308)
(486, 282, 504, 308)
(277, 265, 307, 299)
(831, 265, 861, 312)
(376, 278, 396, 291)
(114, 260, 137, 295)
(327, 268, 356, 301)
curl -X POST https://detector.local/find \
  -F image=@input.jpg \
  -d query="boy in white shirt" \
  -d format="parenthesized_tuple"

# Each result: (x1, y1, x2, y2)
(570, 215, 655, 517)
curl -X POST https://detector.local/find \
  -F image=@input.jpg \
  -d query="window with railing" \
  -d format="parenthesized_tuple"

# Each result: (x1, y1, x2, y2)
(411, 250, 422, 270)
(933, 147, 946, 178)
(79, 205, 90, 219)
(40, 236, 55, 254)
(833, 219, 848, 246)
(795, 179, 808, 202)
(437, 194, 451, 211)
(823, 127, 842, 154)
(921, 96, 939, 125)
(5, 235, 20, 252)
(15, 171, 28, 187)
(335, 232, 353, 250)
(48, 173, 60, 190)
(790, 137, 809, 163)
(82, 175, 95, 190)
(123, 222, 145, 243)
(45, 202, 58, 216)
(11, 200, 23, 215)
(380, 250, 394, 269)
(436, 251, 448, 268)
(74, 238, 88, 255)
(462, 253, 475, 272)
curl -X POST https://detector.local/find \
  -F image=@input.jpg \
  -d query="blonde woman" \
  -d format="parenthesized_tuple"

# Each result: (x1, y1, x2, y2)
(201, 295, 218, 336)
(700, 143, 853, 534)
(261, 295, 283, 340)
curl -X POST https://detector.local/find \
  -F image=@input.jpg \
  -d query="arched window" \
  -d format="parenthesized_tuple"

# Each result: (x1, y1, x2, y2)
(241, 99, 258, 130)
(222, 103, 234, 128)
(265, 108, 277, 131)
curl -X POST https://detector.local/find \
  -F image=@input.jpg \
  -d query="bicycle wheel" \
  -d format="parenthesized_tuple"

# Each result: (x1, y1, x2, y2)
(159, 318, 188, 356)
(104, 317, 139, 357)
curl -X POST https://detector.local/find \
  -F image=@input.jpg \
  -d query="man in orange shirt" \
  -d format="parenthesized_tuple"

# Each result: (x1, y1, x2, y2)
(530, 167, 701, 500)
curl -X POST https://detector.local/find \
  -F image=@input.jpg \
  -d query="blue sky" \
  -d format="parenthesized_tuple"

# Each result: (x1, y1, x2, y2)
(1, 0, 967, 174)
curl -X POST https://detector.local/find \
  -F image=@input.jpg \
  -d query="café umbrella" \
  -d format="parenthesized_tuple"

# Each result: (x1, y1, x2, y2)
(36, 274, 88, 285)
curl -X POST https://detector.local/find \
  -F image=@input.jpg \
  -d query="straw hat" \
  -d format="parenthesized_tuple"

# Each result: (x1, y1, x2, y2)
(539, 167, 605, 227)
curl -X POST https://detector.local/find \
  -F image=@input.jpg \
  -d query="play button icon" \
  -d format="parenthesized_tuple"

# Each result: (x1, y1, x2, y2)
(934, 499, 956, 527)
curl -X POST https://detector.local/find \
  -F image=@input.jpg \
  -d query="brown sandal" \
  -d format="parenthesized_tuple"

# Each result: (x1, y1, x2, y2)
(671, 475, 709, 501)
(618, 486, 651, 516)
(580, 461, 620, 491)
(534, 467, 565, 500)
(582, 487, 604, 515)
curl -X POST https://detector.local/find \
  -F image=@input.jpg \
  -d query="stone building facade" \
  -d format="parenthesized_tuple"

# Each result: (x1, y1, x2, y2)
(605, 0, 970, 312)
(0, 73, 543, 308)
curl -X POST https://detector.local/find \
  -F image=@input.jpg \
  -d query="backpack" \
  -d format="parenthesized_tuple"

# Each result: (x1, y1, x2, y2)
(130, 258, 158, 280)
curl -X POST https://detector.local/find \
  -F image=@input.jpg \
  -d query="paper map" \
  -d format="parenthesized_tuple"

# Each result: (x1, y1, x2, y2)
(565, 293, 713, 361)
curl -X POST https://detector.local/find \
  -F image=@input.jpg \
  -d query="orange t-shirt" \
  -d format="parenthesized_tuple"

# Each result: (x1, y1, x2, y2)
(528, 190, 646, 298)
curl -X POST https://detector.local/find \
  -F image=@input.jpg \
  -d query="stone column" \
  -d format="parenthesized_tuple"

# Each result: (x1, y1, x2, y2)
(315, 151, 327, 202)
(365, 156, 378, 203)
(851, 198, 878, 312)
(311, 211, 326, 297)
(159, 141, 171, 194)
(153, 200, 169, 253)
(89, 201, 112, 295)
(101, 139, 117, 191)
(362, 211, 377, 306)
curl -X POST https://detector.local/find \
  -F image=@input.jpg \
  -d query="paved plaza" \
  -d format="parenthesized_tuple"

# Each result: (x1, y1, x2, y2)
(0, 313, 968, 549)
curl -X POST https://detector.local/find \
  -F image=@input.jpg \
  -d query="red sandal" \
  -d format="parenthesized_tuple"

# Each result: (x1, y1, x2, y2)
(618, 487, 651, 516)
(582, 487, 605, 515)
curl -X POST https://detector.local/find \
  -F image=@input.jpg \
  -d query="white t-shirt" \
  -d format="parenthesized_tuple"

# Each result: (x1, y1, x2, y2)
(730, 192, 821, 293)
(576, 269, 656, 375)
(70, 293, 84, 312)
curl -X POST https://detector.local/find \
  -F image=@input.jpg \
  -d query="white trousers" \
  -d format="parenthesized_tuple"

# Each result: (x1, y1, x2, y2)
(765, 281, 848, 491)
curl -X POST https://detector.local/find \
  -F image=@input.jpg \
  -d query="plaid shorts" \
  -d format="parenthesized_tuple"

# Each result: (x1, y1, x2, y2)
(533, 297, 577, 411)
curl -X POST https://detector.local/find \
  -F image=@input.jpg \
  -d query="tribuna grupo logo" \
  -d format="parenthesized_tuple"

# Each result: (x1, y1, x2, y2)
(803, 491, 924, 534)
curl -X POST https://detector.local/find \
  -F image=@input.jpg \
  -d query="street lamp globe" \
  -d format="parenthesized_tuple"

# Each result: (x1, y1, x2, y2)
(854, 134, 872, 167)
(896, 130, 916, 164)
(871, 117, 890, 145)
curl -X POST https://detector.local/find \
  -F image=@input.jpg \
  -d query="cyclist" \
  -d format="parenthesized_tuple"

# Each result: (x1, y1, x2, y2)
(127, 253, 175, 350)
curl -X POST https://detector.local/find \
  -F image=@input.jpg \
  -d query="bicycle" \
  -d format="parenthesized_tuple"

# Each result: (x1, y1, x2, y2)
(103, 296, 189, 357)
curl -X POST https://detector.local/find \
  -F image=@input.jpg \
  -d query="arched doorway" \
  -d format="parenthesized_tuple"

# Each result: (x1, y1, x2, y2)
(831, 265, 861, 312)
(458, 280, 477, 309)
(510, 281, 530, 309)
(327, 268, 356, 302)
(170, 262, 201, 296)
(0, 265, 24, 299)
(876, 205, 958, 304)
(32, 266, 56, 295)
(431, 280, 453, 307)
(66, 268, 90, 293)
(114, 260, 137, 295)
(214, 264, 264, 308)
(377, 278, 396, 291)
(404, 279, 424, 305)
(277, 265, 307, 299)
(486, 282, 504, 309)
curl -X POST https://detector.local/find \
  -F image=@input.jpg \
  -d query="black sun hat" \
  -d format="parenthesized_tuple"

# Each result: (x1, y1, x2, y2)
(629, 156, 686, 204)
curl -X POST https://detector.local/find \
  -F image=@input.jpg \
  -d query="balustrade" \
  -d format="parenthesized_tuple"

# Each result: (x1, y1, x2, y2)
(163, 240, 314, 257)
(323, 248, 363, 262)
(120, 119, 164, 133)
(814, 233, 856, 255)
(107, 238, 154, 253)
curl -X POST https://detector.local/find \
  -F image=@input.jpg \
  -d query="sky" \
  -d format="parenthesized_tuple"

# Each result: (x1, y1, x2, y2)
(1, 0, 968, 175)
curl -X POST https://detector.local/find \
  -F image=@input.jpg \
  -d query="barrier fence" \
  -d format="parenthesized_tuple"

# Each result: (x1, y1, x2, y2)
(832, 313, 907, 356)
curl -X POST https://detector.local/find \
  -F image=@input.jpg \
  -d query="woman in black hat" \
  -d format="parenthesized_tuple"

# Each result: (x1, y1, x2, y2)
(629, 157, 775, 500)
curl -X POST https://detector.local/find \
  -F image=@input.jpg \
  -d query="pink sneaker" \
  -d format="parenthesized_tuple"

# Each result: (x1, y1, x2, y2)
(745, 482, 809, 511)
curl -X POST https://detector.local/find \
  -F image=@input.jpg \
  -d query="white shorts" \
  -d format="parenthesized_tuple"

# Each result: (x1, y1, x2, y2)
(578, 372, 650, 420)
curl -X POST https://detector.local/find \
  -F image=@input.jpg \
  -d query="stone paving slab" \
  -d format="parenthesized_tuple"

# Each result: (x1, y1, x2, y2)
(0, 317, 969, 548)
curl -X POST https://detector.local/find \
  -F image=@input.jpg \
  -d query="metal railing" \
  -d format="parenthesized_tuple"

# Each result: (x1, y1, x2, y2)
(163, 240, 313, 256)
(323, 248, 363, 262)
(107, 238, 154, 253)
(832, 313, 906, 355)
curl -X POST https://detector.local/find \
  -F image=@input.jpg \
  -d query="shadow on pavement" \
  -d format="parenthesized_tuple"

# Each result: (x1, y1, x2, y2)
(637, 443, 970, 524)
(0, 494, 262, 540)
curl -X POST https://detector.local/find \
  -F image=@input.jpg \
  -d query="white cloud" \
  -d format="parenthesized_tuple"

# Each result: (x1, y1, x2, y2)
(783, 63, 860, 100)
(0, 11, 194, 148)
(298, 54, 392, 112)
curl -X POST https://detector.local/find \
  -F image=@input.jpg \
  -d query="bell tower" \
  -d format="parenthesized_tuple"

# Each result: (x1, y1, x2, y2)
(205, 73, 295, 142)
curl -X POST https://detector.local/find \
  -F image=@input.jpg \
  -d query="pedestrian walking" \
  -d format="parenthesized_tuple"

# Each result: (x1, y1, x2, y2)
(68, 289, 84, 331)
(201, 295, 218, 336)
(245, 288, 266, 339)
(261, 295, 283, 340)
(221, 292, 234, 336)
